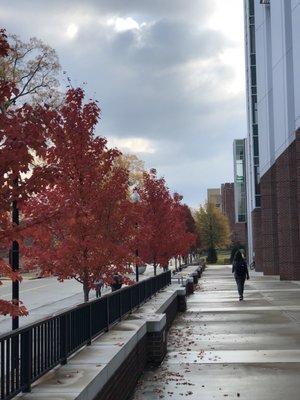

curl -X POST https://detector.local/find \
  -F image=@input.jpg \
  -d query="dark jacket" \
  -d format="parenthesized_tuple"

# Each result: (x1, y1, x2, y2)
(111, 274, 123, 291)
(232, 260, 249, 279)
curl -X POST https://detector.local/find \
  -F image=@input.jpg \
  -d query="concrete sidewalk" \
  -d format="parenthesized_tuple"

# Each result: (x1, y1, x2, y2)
(132, 265, 300, 399)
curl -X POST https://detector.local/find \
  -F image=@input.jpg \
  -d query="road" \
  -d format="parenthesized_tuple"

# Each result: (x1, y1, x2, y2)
(0, 263, 175, 335)
(0, 276, 93, 335)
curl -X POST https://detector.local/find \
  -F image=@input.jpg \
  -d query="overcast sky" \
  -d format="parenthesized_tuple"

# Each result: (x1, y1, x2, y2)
(1, 0, 246, 207)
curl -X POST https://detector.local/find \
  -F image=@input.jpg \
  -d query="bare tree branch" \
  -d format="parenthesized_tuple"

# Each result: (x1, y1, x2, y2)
(0, 34, 61, 108)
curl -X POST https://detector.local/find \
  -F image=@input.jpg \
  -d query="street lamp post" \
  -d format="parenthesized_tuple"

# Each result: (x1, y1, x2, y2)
(135, 247, 139, 282)
(11, 195, 19, 330)
(131, 187, 140, 283)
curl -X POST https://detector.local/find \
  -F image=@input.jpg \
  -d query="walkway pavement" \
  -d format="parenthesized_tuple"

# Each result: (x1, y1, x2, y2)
(132, 265, 300, 399)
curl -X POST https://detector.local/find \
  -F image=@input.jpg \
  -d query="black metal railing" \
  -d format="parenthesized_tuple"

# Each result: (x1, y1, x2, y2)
(0, 270, 171, 400)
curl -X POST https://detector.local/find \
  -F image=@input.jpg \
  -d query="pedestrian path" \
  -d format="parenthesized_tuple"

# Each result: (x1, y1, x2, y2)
(131, 265, 300, 399)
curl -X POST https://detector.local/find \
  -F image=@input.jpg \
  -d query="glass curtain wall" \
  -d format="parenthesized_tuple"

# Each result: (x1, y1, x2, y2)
(234, 140, 247, 223)
(248, 0, 261, 207)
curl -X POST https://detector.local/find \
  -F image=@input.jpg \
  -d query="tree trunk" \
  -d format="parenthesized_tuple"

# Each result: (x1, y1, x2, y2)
(207, 247, 217, 264)
(83, 281, 90, 302)
(154, 262, 157, 276)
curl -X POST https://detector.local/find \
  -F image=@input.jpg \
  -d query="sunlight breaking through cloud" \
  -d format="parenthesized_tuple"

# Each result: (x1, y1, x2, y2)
(108, 137, 156, 154)
(107, 17, 141, 32)
(66, 23, 78, 39)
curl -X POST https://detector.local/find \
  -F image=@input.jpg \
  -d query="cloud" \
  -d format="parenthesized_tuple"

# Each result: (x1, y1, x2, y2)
(0, 0, 246, 206)
(107, 136, 156, 154)
(107, 17, 141, 32)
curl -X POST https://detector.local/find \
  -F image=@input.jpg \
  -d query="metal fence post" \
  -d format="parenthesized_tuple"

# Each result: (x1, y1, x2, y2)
(87, 304, 92, 345)
(119, 292, 122, 321)
(60, 314, 67, 365)
(21, 330, 32, 393)
(106, 297, 110, 331)
(138, 282, 141, 307)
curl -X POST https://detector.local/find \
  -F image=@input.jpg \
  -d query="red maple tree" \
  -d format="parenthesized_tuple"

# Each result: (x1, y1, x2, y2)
(138, 169, 196, 274)
(182, 204, 201, 259)
(23, 88, 136, 301)
(0, 29, 52, 316)
(169, 195, 197, 263)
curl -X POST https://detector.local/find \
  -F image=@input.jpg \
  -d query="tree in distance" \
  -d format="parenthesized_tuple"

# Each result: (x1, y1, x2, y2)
(0, 32, 61, 111)
(138, 169, 196, 274)
(194, 202, 230, 263)
(182, 204, 201, 260)
(114, 153, 145, 189)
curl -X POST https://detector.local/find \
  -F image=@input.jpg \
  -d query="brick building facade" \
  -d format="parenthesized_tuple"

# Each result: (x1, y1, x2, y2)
(253, 130, 300, 279)
(221, 183, 247, 247)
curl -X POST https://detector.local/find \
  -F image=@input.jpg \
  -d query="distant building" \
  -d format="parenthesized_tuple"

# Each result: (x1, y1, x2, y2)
(207, 188, 222, 208)
(206, 181, 247, 246)
(221, 183, 247, 246)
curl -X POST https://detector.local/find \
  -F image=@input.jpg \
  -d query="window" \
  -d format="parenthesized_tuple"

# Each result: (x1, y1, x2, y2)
(254, 156, 260, 166)
(255, 195, 261, 208)
(252, 95, 258, 124)
(249, 0, 255, 16)
(250, 25, 256, 54)
(251, 66, 257, 86)
(254, 166, 260, 189)
(252, 124, 258, 135)
(233, 140, 247, 222)
(251, 86, 257, 95)
(253, 136, 259, 157)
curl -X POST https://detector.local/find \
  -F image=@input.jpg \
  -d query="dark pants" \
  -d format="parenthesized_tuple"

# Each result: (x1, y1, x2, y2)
(235, 274, 246, 298)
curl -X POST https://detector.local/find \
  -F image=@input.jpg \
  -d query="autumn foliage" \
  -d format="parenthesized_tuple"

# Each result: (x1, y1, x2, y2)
(0, 29, 52, 316)
(138, 170, 196, 274)
(23, 88, 138, 301)
(195, 202, 230, 263)
(0, 27, 197, 316)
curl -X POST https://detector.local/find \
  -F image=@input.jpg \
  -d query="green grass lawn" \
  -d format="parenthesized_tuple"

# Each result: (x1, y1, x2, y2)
(215, 250, 231, 265)
(203, 249, 231, 265)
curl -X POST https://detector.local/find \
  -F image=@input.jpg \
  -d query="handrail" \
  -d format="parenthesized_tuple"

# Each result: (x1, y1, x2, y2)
(0, 270, 171, 400)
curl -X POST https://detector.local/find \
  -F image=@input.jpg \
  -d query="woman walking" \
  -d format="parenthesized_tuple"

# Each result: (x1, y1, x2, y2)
(95, 277, 104, 298)
(232, 250, 249, 301)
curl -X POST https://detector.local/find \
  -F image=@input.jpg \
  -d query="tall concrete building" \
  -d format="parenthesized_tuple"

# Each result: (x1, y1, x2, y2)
(244, 0, 300, 279)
